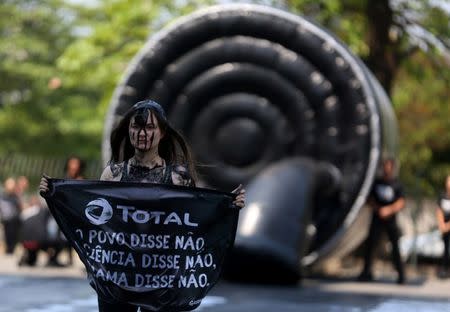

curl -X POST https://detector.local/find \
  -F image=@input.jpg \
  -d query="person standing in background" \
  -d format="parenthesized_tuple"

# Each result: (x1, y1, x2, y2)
(15, 176, 29, 199)
(358, 158, 406, 284)
(65, 156, 85, 180)
(18, 194, 46, 266)
(0, 178, 22, 254)
(436, 174, 450, 278)
(62, 156, 85, 266)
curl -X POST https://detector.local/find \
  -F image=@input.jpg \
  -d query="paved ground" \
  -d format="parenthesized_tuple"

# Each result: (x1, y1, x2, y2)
(1, 251, 450, 311)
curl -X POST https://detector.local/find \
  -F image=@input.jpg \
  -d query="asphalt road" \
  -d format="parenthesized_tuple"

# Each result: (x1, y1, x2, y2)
(1, 254, 450, 312)
(2, 275, 450, 311)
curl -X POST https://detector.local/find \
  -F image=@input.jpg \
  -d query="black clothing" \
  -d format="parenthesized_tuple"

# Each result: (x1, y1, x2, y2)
(120, 161, 194, 187)
(121, 160, 174, 184)
(370, 178, 404, 207)
(0, 193, 22, 254)
(98, 161, 194, 311)
(20, 206, 48, 243)
(3, 218, 21, 254)
(441, 233, 450, 272)
(18, 206, 68, 266)
(359, 178, 405, 283)
(438, 193, 450, 274)
(0, 194, 21, 221)
(98, 298, 150, 312)
(438, 193, 450, 222)
(361, 213, 404, 282)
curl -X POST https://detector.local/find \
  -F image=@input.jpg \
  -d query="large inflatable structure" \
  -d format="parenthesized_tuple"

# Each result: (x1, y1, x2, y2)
(103, 4, 398, 283)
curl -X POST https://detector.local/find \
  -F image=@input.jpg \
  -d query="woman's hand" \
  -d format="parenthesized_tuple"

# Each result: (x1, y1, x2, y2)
(39, 174, 50, 194)
(378, 205, 393, 219)
(445, 222, 450, 234)
(232, 184, 246, 209)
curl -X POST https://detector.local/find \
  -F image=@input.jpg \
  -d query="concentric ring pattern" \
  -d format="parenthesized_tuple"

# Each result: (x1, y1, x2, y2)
(104, 4, 390, 262)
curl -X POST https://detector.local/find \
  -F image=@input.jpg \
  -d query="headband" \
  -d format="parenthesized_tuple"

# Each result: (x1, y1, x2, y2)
(131, 99, 167, 121)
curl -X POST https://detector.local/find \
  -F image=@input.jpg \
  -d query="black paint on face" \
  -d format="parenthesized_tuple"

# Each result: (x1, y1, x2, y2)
(129, 109, 159, 152)
(148, 112, 155, 149)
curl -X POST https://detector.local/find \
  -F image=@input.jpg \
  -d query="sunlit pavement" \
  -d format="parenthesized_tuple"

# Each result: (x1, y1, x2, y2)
(1, 254, 450, 312)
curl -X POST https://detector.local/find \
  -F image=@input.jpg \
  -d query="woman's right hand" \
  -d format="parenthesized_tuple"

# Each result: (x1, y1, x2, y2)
(39, 174, 50, 194)
(231, 184, 246, 209)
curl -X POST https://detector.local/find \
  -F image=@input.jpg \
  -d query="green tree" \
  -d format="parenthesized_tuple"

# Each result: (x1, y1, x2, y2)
(285, 0, 450, 195)
(52, 0, 213, 158)
(0, 0, 211, 161)
(0, 0, 79, 155)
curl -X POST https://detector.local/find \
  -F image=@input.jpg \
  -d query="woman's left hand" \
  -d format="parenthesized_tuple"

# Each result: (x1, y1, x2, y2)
(232, 184, 246, 209)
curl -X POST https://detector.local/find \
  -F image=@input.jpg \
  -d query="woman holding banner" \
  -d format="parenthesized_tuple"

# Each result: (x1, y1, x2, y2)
(40, 99, 245, 312)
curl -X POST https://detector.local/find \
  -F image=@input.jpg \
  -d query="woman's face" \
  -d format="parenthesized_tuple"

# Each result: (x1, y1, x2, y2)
(67, 158, 81, 178)
(4, 178, 15, 193)
(383, 159, 395, 179)
(446, 175, 450, 193)
(129, 109, 164, 152)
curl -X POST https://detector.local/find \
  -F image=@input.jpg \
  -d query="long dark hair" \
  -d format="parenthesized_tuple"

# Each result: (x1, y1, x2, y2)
(110, 100, 197, 182)
(64, 155, 85, 178)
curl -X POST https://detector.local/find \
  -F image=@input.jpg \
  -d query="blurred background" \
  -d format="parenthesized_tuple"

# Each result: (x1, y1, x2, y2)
(0, 0, 449, 285)
(1, 0, 449, 193)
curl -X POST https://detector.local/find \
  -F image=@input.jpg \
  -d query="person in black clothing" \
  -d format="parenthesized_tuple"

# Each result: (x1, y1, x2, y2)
(18, 195, 47, 266)
(0, 177, 22, 254)
(358, 158, 406, 284)
(18, 194, 69, 267)
(40, 99, 246, 312)
(436, 174, 450, 278)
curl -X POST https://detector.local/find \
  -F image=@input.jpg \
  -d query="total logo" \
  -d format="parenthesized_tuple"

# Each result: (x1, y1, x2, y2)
(85, 198, 113, 225)
(84, 198, 198, 227)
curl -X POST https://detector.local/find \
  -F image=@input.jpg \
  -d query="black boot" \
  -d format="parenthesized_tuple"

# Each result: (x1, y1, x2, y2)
(357, 271, 374, 282)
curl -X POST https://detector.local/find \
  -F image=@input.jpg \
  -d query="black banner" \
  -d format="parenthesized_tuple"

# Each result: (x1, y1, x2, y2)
(43, 179, 239, 311)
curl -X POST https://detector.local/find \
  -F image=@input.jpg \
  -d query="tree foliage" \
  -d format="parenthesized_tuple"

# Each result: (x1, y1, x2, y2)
(286, 0, 450, 195)
(0, 0, 211, 160)
(0, 0, 79, 155)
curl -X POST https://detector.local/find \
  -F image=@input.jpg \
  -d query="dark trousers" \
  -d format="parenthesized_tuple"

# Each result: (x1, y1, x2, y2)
(98, 297, 137, 312)
(98, 297, 151, 312)
(361, 212, 404, 279)
(2, 218, 21, 254)
(19, 248, 38, 266)
(442, 233, 450, 270)
(97, 297, 186, 312)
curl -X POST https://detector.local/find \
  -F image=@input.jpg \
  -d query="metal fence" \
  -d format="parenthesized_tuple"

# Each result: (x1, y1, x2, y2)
(0, 154, 103, 183)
